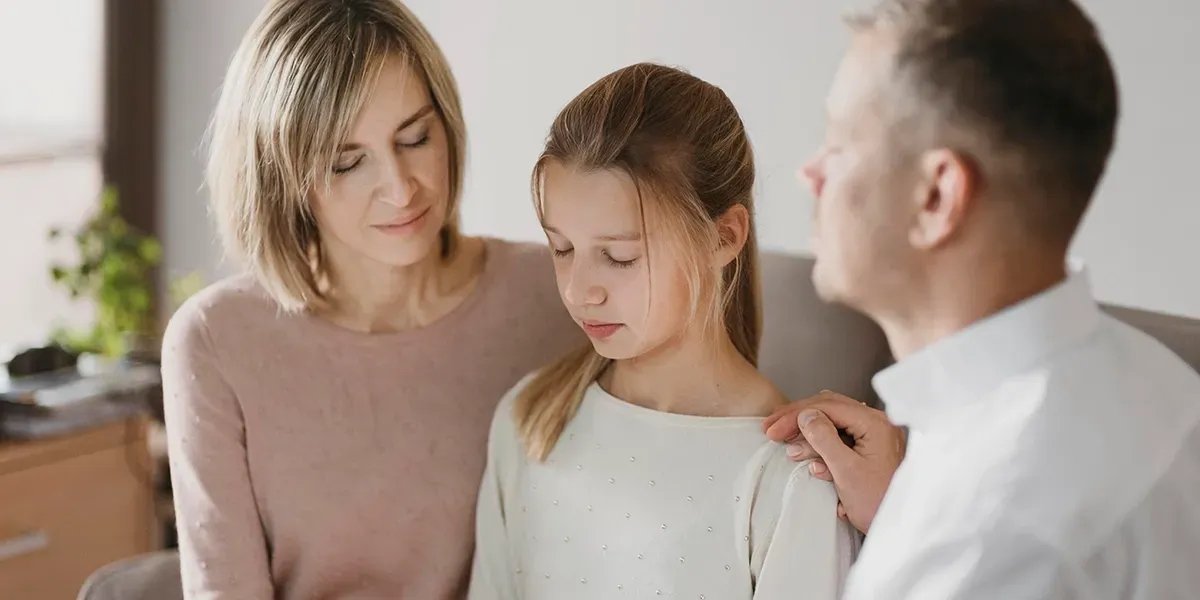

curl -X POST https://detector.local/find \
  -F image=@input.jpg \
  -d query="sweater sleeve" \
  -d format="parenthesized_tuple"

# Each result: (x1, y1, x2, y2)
(161, 302, 274, 600)
(467, 379, 530, 600)
(750, 460, 860, 600)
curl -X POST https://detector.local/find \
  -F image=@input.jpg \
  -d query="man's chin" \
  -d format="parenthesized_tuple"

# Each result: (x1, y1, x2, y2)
(811, 262, 841, 305)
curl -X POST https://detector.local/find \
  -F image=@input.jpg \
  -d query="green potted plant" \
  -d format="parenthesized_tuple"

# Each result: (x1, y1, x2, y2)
(47, 185, 162, 363)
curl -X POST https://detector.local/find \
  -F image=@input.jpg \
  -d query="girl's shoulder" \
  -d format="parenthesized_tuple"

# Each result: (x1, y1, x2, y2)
(744, 441, 821, 506)
(743, 440, 837, 541)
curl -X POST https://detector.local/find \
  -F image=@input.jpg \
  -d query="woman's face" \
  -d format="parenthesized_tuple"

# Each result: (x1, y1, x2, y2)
(540, 162, 693, 361)
(311, 56, 451, 269)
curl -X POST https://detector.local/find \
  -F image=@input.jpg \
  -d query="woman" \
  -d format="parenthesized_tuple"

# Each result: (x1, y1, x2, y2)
(160, 1, 580, 598)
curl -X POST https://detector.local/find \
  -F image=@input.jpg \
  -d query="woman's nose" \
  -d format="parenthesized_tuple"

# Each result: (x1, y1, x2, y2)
(376, 159, 417, 208)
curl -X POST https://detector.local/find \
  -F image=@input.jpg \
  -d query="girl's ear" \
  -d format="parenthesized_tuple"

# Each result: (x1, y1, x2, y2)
(714, 204, 750, 269)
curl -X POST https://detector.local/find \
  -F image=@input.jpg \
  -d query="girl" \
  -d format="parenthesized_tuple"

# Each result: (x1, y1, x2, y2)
(469, 63, 858, 600)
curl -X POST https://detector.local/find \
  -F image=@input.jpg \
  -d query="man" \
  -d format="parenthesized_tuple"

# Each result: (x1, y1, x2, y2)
(764, 0, 1200, 597)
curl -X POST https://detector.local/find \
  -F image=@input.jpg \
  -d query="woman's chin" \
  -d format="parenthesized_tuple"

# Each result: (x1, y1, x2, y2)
(363, 223, 445, 267)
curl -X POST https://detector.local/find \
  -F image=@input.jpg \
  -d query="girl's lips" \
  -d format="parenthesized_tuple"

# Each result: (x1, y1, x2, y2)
(580, 321, 623, 339)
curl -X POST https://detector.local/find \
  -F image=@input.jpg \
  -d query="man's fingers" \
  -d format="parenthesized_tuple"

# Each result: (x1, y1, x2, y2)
(786, 441, 817, 462)
(808, 459, 834, 482)
(810, 395, 877, 438)
(763, 390, 841, 441)
(763, 403, 805, 442)
(796, 409, 859, 473)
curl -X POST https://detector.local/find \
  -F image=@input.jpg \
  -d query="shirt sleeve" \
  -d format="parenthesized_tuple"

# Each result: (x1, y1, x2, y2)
(843, 522, 1085, 600)
(161, 304, 274, 600)
(466, 381, 528, 600)
(751, 462, 859, 600)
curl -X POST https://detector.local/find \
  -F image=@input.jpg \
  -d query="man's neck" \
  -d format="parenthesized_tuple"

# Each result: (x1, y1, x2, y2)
(600, 328, 784, 418)
(878, 252, 1069, 361)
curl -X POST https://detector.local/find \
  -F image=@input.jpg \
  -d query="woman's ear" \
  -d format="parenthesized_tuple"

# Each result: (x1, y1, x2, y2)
(714, 204, 750, 268)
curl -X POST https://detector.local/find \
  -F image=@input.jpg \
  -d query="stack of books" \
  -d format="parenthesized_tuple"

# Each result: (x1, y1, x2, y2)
(0, 363, 160, 439)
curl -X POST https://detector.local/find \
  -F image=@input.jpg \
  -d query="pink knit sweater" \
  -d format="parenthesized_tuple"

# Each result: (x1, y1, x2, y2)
(161, 238, 583, 599)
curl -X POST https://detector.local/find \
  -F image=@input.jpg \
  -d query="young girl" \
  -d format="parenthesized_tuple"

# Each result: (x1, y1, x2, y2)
(468, 63, 858, 599)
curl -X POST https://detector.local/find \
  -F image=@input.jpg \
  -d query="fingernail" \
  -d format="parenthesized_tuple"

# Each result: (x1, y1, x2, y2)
(786, 445, 803, 459)
(799, 410, 818, 427)
(810, 461, 828, 475)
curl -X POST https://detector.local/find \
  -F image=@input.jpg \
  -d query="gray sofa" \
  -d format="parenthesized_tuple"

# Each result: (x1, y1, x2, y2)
(78, 252, 1200, 600)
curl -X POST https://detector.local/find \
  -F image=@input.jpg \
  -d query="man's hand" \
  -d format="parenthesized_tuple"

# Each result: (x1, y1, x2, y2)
(762, 390, 906, 534)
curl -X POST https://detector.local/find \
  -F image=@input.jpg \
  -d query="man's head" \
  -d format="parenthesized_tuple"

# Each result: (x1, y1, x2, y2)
(802, 0, 1119, 319)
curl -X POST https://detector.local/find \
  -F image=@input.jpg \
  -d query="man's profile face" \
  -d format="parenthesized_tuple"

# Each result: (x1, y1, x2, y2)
(800, 31, 918, 314)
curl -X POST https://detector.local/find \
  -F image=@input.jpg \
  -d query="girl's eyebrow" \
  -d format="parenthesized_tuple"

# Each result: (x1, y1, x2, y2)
(543, 225, 641, 242)
(596, 231, 642, 242)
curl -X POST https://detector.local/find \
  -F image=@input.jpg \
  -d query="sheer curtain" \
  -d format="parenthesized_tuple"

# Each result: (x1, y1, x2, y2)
(0, 0, 105, 354)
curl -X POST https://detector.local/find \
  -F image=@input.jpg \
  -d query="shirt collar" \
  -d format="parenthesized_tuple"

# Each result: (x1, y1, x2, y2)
(872, 260, 1102, 433)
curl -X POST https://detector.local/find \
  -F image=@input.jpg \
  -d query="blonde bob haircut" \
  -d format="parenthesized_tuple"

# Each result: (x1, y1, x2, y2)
(206, 0, 467, 312)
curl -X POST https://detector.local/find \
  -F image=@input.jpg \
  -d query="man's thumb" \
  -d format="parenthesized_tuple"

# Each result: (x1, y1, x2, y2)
(796, 409, 857, 470)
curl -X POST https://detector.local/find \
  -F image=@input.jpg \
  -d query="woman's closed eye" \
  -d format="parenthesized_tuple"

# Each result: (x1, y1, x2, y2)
(397, 128, 430, 149)
(333, 155, 364, 174)
(331, 130, 431, 175)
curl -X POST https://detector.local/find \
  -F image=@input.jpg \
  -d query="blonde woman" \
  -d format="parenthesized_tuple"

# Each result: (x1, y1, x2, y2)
(160, 1, 580, 597)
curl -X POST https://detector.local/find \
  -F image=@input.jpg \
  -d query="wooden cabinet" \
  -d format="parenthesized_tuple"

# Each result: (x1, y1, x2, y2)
(0, 418, 158, 599)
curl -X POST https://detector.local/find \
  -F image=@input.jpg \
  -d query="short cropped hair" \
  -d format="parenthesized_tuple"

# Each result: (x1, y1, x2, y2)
(206, 0, 466, 312)
(850, 0, 1119, 243)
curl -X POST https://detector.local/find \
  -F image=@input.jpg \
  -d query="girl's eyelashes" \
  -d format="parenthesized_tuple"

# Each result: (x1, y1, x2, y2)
(606, 253, 638, 268)
(548, 243, 638, 268)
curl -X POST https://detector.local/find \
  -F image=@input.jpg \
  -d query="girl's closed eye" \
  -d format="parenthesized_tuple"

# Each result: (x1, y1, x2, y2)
(605, 251, 638, 268)
(551, 246, 573, 258)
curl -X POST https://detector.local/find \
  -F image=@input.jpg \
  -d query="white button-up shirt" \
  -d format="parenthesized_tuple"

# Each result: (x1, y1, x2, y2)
(843, 266, 1200, 599)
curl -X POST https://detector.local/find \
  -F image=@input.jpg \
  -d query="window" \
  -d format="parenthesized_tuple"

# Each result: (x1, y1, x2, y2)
(0, 1, 106, 354)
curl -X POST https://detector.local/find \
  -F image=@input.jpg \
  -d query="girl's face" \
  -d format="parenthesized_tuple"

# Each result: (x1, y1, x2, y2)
(540, 161, 691, 360)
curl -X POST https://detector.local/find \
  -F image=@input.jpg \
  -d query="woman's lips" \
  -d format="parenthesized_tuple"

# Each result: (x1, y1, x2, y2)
(373, 206, 430, 235)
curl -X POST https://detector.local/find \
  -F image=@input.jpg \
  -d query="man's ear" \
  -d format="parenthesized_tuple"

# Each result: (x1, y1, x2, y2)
(715, 204, 751, 268)
(910, 148, 978, 250)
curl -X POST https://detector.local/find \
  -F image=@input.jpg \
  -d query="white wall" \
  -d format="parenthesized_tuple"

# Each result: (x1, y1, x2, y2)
(160, 0, 267, 291)
(161, 0, 1200, 319)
